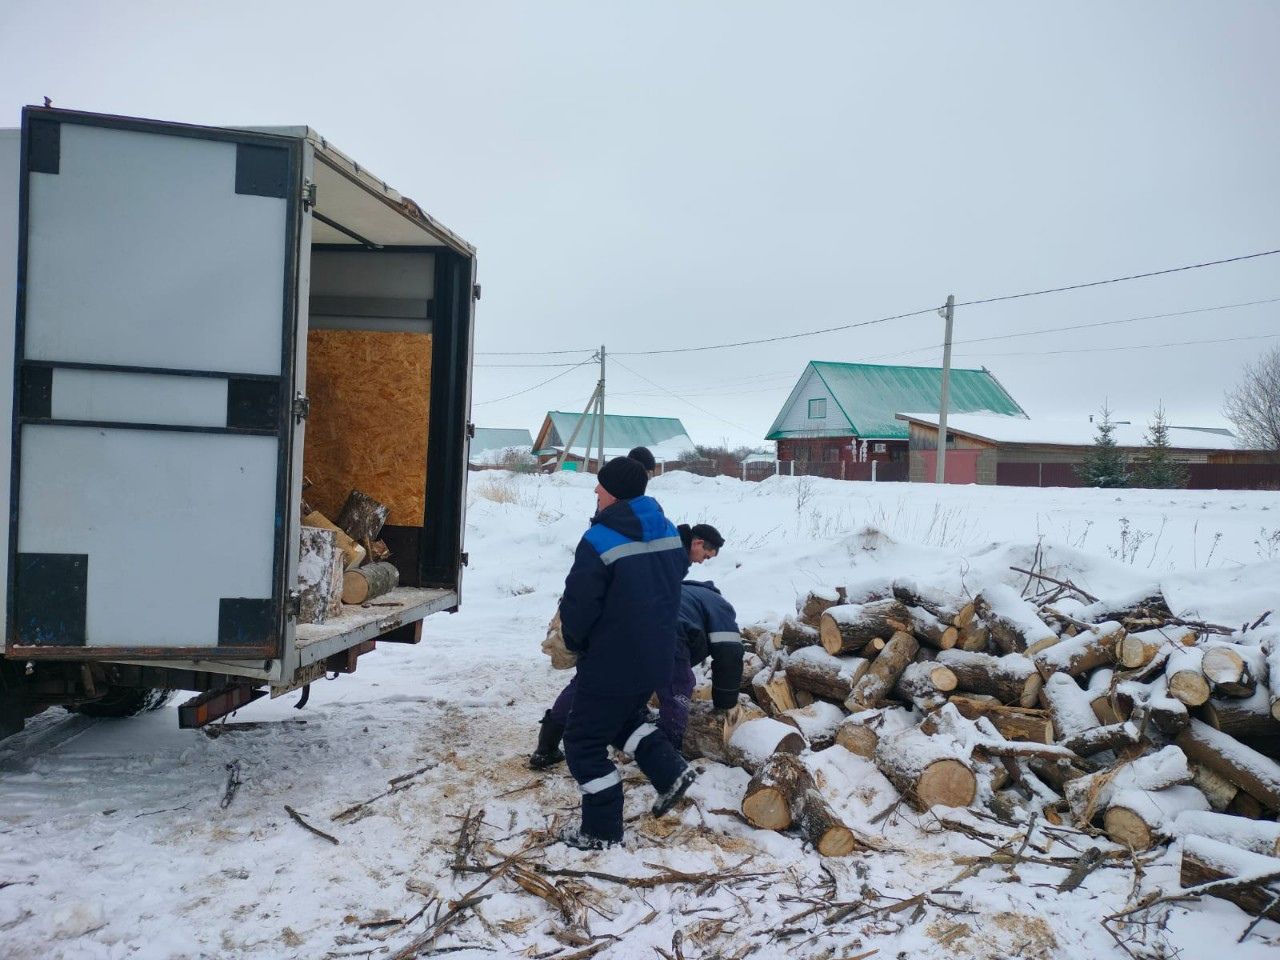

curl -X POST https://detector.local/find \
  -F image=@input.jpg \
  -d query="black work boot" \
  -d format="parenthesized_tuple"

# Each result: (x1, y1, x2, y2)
(529, 710, 566, 770)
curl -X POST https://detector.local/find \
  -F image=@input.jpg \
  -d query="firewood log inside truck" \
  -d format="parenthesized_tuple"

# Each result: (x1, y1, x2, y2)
(0, 107, 476, 738)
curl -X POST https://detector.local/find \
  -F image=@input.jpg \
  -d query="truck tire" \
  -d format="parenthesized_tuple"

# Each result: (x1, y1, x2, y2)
(69, 687, 174, 718)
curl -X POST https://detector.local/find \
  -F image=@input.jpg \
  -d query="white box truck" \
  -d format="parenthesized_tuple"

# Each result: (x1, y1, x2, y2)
(0, 107, 475, 736)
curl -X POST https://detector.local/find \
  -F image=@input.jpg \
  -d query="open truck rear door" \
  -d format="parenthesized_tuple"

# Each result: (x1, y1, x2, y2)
(9, 109, 304, 661)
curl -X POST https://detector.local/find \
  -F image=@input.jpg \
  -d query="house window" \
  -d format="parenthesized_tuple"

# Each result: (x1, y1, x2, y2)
(808, 398, 826, 419)
(824, 446, 838, 462)
(873, 443, 887, 453)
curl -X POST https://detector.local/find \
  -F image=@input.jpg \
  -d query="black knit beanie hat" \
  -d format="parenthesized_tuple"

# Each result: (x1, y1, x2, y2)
(598, 456, 648, 500)
(627, 446, 657, 473)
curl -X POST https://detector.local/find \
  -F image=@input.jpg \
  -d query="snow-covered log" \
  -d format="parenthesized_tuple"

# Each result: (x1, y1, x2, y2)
(779, 616, 821, 652)
(751, 669, 798, 717)
(297, 526, 343, 625)
(1087, 668, 1126, 725)
(936, 649, 1043, 707)
(1165, 647, 1211, 707)
(797, 587, 845, 626)
(1201, 689, 1280, 739)
(741, 753, 813, 830)
(1171, 810, 1280, 857)
(873, 726, 977, 810)
(1040, 673, 1099, 741)
(974, 584, 1057, 655)
(1062, 721, 1141, 758)
(1064, 745, 1192, 824)
(948, 694, 1054, 743)
(904, 606, 959, 651)
(1179, 835, 1280, 922)
(682, 699, 766, 763)
(892, 579, 975, 629)
(893, 661, 958, 712)
(779, 701, 845, 750)
(818, 600, 910, 655)
(784, 646, 867, 702)
(795, 788, 861, 856)
(1201, 643, 1258, 698)
(1176, 719, 1280, 811)
(1032, 621, 1122, 679)
(1266, 638, 1280, 722)
(740, 652, 766, 691)
(1102, 785, 1210, 850)
(1116, 627, 1195, 670)
(727, 717, 807, 773)
(1190, 762, 1239, 812)
(834, 706, 913, 758)
(844, 631, 918, 710)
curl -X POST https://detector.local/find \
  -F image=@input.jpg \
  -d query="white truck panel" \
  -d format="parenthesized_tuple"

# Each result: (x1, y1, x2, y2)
(24, 123, 286, 375)
(0, 130, 17, 627)
(18, 425, 277, 647)
(51, 367, 229, 428)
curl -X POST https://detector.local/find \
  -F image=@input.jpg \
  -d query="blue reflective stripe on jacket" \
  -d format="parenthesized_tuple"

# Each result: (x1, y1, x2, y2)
(678, 580, 744, 709)
(559, 496, 687, 696)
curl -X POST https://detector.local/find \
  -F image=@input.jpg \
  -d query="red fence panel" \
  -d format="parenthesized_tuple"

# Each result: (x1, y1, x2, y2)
(1185, 463, 1280, 490)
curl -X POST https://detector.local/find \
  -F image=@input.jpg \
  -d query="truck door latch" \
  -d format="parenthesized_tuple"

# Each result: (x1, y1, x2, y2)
(302, 179, 317, 209)
(292, 395, 311, 421)
(287, 590, 302, 619)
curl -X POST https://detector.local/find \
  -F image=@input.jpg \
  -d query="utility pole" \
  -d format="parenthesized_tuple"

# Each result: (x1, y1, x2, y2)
(596, 344, 606, 472)
(556, 347, 603, 472)
(935, 294, 955, 485)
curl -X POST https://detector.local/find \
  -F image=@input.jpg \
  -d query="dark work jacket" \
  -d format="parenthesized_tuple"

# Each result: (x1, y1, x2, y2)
(559, 496, 687, 696)
(678, 580, 744, 709)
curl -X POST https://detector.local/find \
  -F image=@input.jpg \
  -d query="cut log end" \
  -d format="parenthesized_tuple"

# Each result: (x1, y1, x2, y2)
(1103, 806, 1155, 851)
(916, 758, 978, 809)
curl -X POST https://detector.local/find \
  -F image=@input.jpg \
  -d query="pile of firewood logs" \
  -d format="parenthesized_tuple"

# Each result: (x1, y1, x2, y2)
(296, 487, 400, 624)
(682, 572, 1280, 919)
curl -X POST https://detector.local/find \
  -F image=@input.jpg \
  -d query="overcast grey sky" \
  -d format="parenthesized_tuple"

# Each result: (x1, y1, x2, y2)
(2, 1, 1277, 448)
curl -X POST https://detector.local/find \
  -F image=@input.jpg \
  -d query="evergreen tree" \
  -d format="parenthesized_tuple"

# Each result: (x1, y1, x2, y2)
(1076, 404, 1128, 487)
(1131, 404, 1188, 489)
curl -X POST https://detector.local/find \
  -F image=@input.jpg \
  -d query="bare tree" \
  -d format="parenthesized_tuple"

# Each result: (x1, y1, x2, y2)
(1223, 345, 1280, 450)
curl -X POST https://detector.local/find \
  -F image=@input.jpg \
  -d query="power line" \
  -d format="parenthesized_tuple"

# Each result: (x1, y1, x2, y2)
(475, 347, 595, 357)
(472, 246, 1280, 359)
(472, 357, 595, 405)
(610, 357, 755, 434)
(868, 296, 1280, 362)
(953, 248, 1280, 309)
(610, 306, 939, 357)
(960, 331, 1280, 359)
(473, 360, 588, 368)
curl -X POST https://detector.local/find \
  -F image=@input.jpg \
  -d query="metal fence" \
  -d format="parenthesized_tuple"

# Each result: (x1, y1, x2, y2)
(996, 461, 1280, 490)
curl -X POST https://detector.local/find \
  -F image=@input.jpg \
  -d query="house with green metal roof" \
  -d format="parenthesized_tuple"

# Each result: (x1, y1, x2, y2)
(765, 361, 1026, 469)
(533, 411, 695, 471)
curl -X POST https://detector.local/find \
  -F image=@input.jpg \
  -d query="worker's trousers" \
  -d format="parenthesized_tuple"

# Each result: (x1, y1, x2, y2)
(563, 687, 688, 841)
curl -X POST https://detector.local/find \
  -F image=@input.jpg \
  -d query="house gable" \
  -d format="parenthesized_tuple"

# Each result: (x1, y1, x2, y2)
(765, 365, 853, 440)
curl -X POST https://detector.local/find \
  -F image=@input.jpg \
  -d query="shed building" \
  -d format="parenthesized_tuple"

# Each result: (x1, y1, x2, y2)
(895, 412, 1270, 486)
(532, 411, 695, 471)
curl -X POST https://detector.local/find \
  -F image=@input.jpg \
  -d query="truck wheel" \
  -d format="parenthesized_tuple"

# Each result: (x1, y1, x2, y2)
(69, 687, 174, 718)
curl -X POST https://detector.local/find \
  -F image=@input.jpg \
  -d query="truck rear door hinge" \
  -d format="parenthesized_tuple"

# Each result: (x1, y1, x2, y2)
(460, 552, 470, 567)
(292, 395, 310, 421)
(302, 179, 317, 209)
(466, 422, 476, 439)
(287, 590, 302, 619)
(472, 283, 482, 301)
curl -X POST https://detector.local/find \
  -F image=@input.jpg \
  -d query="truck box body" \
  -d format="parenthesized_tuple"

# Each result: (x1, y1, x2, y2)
(1, 108, 474, 701)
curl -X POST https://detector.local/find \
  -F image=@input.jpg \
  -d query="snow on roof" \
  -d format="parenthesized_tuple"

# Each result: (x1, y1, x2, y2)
(896, 412, 1237, 450)
(538, 411, 695, 459)
(545, 439, 696, 463)
(471, 428, 533, 456)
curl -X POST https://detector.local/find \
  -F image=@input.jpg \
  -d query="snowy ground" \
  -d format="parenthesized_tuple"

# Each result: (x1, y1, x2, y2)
(2, 472, 1279, 960)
